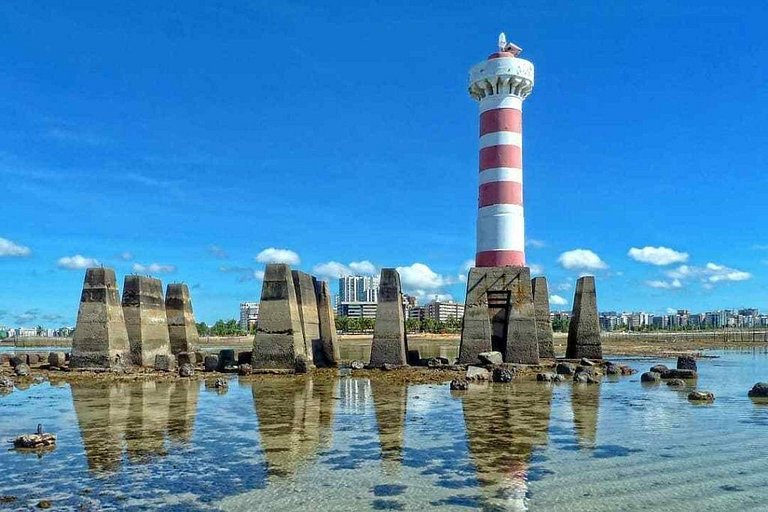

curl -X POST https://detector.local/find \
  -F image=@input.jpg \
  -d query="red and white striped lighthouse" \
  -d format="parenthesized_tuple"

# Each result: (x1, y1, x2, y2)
(469, 33, 534, 267)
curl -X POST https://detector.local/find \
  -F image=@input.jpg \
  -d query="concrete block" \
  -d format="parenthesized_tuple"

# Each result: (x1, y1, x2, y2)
(369, 269, 408, 367)
(531, 277, 555, 359)
(566, 276, 602, 360)
(314, 279, 340, 367)
(218, 349, 236, 370)
(292, 270, 320, 366)
(123, 275, 172, 367)
(237, 351, 253, 366)
(458, 266, 539, 365)
(177, 352, 196, 367)
(71, 268, 132, 369)
(252, 263, 308, 369)
(48, 352, 67, 368)
(204, 354, 219, 372)
(165, 283, 200, 354)
(154, 354, 176, 372)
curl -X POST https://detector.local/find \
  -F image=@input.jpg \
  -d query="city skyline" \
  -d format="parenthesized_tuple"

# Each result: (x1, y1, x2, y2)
(2, 2, 768, 326)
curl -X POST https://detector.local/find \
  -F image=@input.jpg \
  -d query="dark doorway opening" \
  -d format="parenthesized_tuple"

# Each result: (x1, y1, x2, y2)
(486, 291, 511, 354)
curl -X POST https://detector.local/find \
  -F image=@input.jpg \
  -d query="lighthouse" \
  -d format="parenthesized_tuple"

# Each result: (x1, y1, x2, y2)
(469, 33, 534, 267)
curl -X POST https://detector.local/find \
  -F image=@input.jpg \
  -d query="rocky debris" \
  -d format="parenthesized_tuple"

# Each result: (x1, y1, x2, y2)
(492, 367, 514, 383)
(427, 357, 448, 368)
(27, 354, 42, 365)
(666, 379, 687, 388)
(177, 352, 196, 367)
(605, 363, 621, 375)
(214, 378, 228, 389)
(0, 353, 11, 365)
(573, 373, 596, 384)
(641, 371, 661, 383)
(237, 351, 253, 366)
(294, 355, 309, 374)
(154, 354, 176, 372)
(218, 349, 236, 371)
(48, 352, 67, 368)
(382, 363, 399, 371)
(620, 366, 637, 375)
(37, 500, 52, 509)
(466, 366, 490, 381)
(688, 390, 714, 402)
(537, 373, 556, 382)
(0, 496, 17, 504)
(14, 363, 30, 377)
(553, 374, 566, 383)
(350, 360, 365, 370)
(478, 351, 504, 365)
(650, 364, 669, 374)
(407, 350, 422, 366)
(12, 425, 56, 449)
(179, 363, 194, 378)
(449, 379, 469, 391)
(748, 382, 768, 398)
(556, 362, 576, 375)
(580, 358, 596, 366)
(9, 355, 25, 368)
(677, 356, 697, 372)
(238, 364, 252, 376)
(660, 369, 697, 380)
(0, 377, 13, 391)
(203, 355, 219, 372)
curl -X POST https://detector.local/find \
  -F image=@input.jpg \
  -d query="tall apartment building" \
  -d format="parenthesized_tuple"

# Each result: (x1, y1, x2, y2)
(239, 302, 260, 331)
(426, 300, 465, 322)
(337, 275, 380, 317)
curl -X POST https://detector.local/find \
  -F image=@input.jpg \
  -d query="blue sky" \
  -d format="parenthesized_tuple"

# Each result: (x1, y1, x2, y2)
(1, 1, 767, 327)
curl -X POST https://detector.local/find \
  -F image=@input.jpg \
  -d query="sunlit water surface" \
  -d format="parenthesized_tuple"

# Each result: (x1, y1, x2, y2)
(3, 350, 768, 511)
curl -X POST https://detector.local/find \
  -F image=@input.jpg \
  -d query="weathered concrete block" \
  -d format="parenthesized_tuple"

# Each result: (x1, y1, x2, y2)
(204, 354, 219, 372)
(237, 351, 253, 366)
(177, 352, 196, 367)
(252, 264, 308, 369)
(531, 276, 555, 359)
(459, 267, 539, 365)
(154, 354, 176, 372)
(10, 355, 26, 368)
(314, 279, 340, 367)
(566, 276, 602, 360)
(218, 349, 236, 370)
(48, 352, 67, 368)
(165, 283, 200, 355)
(369, 269, 408, 367)
(27, 353, 41, 365)
(292, 271, 320, 367)
(123, 275, 172, 367)
(71, 268, 132, 369)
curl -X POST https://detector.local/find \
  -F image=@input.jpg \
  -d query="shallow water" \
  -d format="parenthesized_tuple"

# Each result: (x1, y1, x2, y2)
(2, 350, 768, 510)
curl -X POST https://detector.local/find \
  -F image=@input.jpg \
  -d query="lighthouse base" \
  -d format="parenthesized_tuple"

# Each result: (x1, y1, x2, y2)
(458, 266, 540, 365)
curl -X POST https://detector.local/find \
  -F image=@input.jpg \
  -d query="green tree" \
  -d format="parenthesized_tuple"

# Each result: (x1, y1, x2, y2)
(196, 322, 209, 336)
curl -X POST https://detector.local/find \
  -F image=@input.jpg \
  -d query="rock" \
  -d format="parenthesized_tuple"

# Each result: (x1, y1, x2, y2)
(350, 360, 365, 370)
(536, 373, 555, 382)
(238, 364, 252, 376)
(48, 352, 67, 368)
(177, 352, 196, 367)
(660, 369, 697, 380)
(179, 363, 194, 377)
(556, 362, 576, 375)
(27, 354, 41, 365)
(0, 353, 10, 365)
(13, 426, 56, 449)
(9, 355, 25, 368)
(0, 377, 13, 390)
(203, 355, 219, 372)
(666, 379, 686, 388)
(621, 366, 637, 375)
(214, 378, 228, 388)
(605, 363, 621, 375)
(294, 355, 309, 374)
(492, 367, 514, 383)
(478, 351, 503, 365)
(449, 379, 469, 391)
(237, 351, 253, 366)
(641, 371, 661, 383)
(553, 374, 566, 383)
(586, 375, 600, 384)
(748, 382, 768, 398)
(407, 350, 422, 366)
(573, 373, 589, 383)
(382, 363, 397, 371)
(580, 357, 596, 366)
(688, 390, 714, 402)
(218, 349, 236, 370)
(427, 358, 445, 368)
(154, 354, 176, 372)
(37, 500, 52, 509)
(466, 366, 490, 381)
(650, 364, 669, 374)
(677, 356, 697, 372)
(14, 363, 30, 377)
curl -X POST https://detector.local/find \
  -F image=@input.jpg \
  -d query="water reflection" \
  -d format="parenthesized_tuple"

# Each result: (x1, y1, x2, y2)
(571, 381, 601, 448)
(251, 378, 337, 479)
(371, 382, 408, 472)
(461, 382, 554, 511)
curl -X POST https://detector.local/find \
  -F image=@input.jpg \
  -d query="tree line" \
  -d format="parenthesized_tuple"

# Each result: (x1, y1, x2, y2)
(334, 316, 462, 334)
(196, 319, 246, 337)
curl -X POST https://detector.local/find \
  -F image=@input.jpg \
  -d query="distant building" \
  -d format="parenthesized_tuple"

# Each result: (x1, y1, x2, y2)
(338, 275, 379, 303)
(337, 302, 377, 318)
(239, 302, 260, 331)
(426, 300, 465, 322)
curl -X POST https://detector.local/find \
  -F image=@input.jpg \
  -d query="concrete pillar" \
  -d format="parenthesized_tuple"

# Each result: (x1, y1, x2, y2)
(314, 279, 340, 366)
(70, 268, 131, 369)
(369, 268, 408, 367)
(566, 276, 602, 359)
(459, 266, 539, 364)
(252, 263, 307, 369)
(291, 270, 320, 366)
(165, 283, 199, 355)
(122, 276, 172, 367)
(531, 276, 555, 358)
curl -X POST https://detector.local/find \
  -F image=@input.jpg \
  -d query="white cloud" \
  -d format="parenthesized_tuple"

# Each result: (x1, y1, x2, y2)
(349, 260, 376, 274)
(57, 255, 100, 270)
(628, 246, 689, 266)
(132, 262, 176, 274)
(255, 247, 300, 265)
(646, 279, 683, 289)
(556, 281, 573, 291)
(549, 294, 568, 306)
(529, 263, 544, 275)
(312, 260, 378, 280)
(666, 307, 678, 314)
(120, 251, 134, 261)
(458, 259, 474, 283)
(663, 262, 751, 286)
(396, 263, 451, 291)
(253, 269, 265, 281)
(526, 239, 546, 248)
(557, 249, 608, 271)
(0, 237, 31, 257)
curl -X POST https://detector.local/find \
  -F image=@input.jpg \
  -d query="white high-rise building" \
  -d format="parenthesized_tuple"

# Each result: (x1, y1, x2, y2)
(338, 275, 380, 303)
(239, 302, 260, 331)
